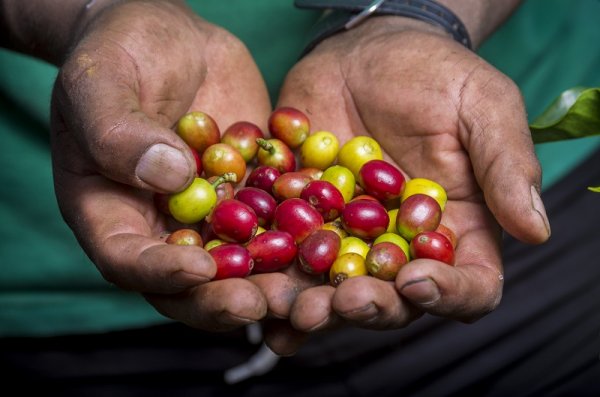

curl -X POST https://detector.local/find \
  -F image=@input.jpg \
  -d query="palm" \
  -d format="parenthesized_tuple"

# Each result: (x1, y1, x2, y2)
(274, 23, 546, 335)
(50, 1, 272, 332)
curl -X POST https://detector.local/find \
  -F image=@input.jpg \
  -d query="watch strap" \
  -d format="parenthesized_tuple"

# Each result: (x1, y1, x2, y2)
(295, 0, 472, 55)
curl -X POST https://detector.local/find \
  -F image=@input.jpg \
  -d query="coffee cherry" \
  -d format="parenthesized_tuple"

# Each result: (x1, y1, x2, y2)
(338, 236, 371, 258)
(298, 229, 341, 275)
(165, 228, 203, 247)
(246, 230, 297, 273)
(401, 177, 447, 211)
(435, 223, 458, 249)
(329, 253, 367, 287)
(272, 172, 312, 201)
(322, 219, 348, 240)
(176, 111, 220, 154)
(337, 136, 383, 178)
(300, 180, 346, 222)
(209, 243, 254, 279)
(204, 239, 225, 251)
(246, 165, 281, 192)
(221, 121, 264, 162)
(268, 106, 310, 149)
(321, 165, 355, 203)
(234, 187, 278, 228)
(358, 159, 405, 201)
(256, 138, 296, 173)
(300, 130, 339, 169)
(297, 167, 324, 181)
(410, 231, 455, 265)
(210, 199, 258, 243)
(341, 199, 389, 240)
(365, 242, 407, 281)
(202, 143, 246, 183)
(373, 232, 410, 260)
(273, 198, 324, 244)
(396, 193, 441, 241)
(168, 178, 215, 224)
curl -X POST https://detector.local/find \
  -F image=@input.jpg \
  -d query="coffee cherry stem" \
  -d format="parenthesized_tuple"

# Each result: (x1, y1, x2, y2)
(211, 172, 238, 188)
(256, 138, 275, 154)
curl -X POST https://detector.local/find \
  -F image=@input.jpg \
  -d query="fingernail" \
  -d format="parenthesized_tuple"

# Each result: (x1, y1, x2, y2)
(530, 185, 551, 238)
(136, 144, 193, 191)
(399, 278, 441, 305)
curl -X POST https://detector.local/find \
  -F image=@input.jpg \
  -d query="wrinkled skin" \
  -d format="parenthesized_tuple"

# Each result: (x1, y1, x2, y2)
(51, 2, 550, 355)
(265, 17, 550, 351)
(51, 1, 276, 332)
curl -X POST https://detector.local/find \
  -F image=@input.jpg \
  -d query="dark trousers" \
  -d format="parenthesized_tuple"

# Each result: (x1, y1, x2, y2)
(3, 149, 600, 397)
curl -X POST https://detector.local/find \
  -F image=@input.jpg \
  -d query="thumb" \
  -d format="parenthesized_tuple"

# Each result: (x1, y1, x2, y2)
(52, 54, 197, 193)
(461, 74, 551, 244)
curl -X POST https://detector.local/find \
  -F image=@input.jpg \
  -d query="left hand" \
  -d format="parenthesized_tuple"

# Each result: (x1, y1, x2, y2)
(261, 16, 550, 348)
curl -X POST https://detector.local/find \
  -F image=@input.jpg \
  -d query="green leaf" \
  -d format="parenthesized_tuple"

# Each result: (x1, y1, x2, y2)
(588, 186, 600, 193)
(530, 87, 600, 143)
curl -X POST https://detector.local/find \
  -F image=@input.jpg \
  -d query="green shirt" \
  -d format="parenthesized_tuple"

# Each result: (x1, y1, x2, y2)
(1, 0, 598, 337)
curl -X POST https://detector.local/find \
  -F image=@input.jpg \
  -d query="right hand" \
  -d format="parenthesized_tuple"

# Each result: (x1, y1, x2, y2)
(51, 0, 273, 332)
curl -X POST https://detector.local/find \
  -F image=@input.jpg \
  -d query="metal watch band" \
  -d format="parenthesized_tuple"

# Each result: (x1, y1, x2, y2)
(295, 0, 472, 55)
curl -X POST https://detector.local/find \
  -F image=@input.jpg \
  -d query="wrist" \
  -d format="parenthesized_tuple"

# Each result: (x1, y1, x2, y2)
(296, 0, 523, 55)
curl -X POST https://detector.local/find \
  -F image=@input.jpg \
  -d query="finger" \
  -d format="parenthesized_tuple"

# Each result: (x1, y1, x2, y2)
(145, 278, 267, 332)
(248, 262, 323, 319)
(332, 276, 423, 330)
(57, 174, 215, 294)
(54, 45, 199, 193)
(459, 67, 550, 244)
(396, 207, 504, 322)
(262, 319, 309, 356)
(290, 285, 343, 332)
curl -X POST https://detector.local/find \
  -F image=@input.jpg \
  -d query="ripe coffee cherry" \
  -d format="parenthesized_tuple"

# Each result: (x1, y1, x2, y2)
(176, 111, 220, 153)
(298, 230, 341, 275)
(165, 228, 203, 247)
(365, 242, 407, 281)
(246, 230, 297, 273)
(209, 243, 254, 279)
(396, 193, 441, 241)
(341, 199, 389, 240)
(273, 198, 324, 244)
(221, 121, 264, 162)
(358, 159, 405, 201)
(272, 172, 312, 201)
(234, 187, 277, 228)
(410, 231, 455, 265)
(300, 180, 346, 222)
(256, 138, 296, 173)
(202, 143, 246, 183)
(268, 106, 310, 149)
(210, 199, 258, 243)
(246, 165, 281, 192)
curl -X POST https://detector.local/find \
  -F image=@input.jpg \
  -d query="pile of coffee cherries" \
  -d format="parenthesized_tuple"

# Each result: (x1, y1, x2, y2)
(156, 107, 456, 285)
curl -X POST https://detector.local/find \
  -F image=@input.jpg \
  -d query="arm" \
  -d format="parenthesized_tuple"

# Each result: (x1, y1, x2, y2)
(0, 0, 120, 64)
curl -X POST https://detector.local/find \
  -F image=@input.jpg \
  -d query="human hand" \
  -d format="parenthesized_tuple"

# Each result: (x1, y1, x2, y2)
(51, 0, 273, 332)
(271, 17, 551, 338)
